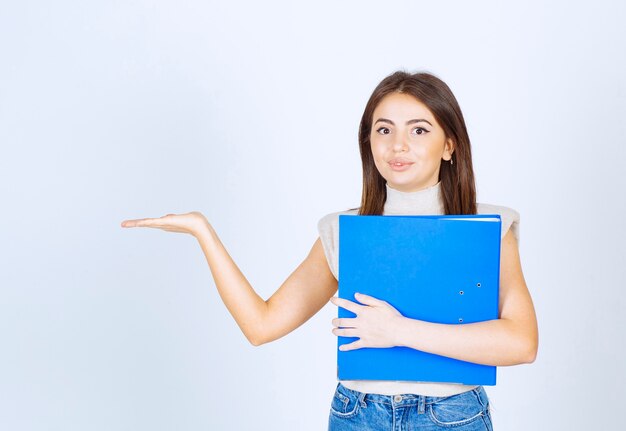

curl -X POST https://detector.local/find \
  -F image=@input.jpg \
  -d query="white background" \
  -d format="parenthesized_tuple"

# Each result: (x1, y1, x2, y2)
(1, 1, 624, 430)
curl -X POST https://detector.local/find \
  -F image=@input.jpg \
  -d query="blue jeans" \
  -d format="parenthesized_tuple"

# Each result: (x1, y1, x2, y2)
(328, 382, 493, 430)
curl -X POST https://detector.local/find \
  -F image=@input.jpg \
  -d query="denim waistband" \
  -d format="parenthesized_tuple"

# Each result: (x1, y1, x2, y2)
(337, 382, 489, 409)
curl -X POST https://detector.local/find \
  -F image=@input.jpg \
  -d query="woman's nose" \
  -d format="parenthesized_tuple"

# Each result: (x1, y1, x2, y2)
(392, 133, 409, 152)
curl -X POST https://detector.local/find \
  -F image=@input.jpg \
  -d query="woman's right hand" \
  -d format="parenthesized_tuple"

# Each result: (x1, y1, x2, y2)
(120, 211, 211, 238)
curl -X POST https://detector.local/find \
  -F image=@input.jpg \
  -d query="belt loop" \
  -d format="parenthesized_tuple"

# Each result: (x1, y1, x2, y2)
(475, 386, 488, 411)
(418, 395, 425, 414)
(358, 392, 367, 408)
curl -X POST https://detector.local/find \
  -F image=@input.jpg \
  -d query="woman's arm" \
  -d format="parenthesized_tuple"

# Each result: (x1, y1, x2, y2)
(197, 224, 338, 345)
(397, 228, 538, 365)
(121, 211, 338, 347)
(331, 228, 539, 366)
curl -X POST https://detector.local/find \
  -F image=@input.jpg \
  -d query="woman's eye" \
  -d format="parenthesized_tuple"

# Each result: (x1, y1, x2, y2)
(376, 127, 390, 135)
(413, 127, 429, 135)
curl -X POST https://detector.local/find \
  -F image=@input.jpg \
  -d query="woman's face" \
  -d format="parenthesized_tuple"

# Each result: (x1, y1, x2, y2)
(370, 92, 454, 193)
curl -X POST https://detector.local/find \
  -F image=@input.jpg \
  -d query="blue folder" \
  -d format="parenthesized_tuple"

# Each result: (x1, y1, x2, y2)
(337, 214, 502, 386)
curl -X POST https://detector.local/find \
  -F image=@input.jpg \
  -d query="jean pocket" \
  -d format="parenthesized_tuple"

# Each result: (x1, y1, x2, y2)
(427, 391, 485, 427)
(482, 406, 494, 431)
(329, 384, 361, 419)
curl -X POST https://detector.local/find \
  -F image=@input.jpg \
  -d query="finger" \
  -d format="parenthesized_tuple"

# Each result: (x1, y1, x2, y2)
(121, 218, 157, 228)
(339, 339, 364, 351)
(330, 297, 363, 315)
(332, 327, 359, 337)
(332, 317, 357, 328)
(354, 292, 386, 307)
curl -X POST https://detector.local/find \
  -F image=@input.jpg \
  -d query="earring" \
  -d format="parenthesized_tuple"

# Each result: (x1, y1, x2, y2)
(450, 157, 454, 165)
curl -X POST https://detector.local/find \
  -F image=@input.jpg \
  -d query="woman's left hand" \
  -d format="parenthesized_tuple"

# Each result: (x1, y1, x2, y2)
(330, 293, 405, 351)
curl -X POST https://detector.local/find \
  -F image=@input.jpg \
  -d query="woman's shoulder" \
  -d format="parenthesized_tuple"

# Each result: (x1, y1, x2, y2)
(316, 207, 360, 280)
(317, 207, 360, 234)
(476, 202, 521, 243)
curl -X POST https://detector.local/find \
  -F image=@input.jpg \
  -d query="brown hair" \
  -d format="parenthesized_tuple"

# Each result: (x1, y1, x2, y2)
(352, 70, 477, 216)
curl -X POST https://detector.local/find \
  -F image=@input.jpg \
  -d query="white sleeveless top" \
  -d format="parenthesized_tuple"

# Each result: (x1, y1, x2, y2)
(317, 180, 520, 396)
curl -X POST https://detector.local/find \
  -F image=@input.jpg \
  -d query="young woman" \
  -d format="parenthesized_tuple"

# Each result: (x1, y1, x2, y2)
(121, 70, 538, 430)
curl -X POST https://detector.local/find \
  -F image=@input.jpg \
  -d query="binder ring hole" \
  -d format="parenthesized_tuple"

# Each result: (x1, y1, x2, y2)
(458, 318, 463, 323)
(459, 290, 464, 295)
(476, 283, 481, 287)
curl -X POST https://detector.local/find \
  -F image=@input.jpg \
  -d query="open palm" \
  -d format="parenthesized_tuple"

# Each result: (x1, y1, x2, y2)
(121, 211, 209, 237)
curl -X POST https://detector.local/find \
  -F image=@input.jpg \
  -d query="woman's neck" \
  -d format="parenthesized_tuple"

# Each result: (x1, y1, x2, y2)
(383, 181, 444, 215)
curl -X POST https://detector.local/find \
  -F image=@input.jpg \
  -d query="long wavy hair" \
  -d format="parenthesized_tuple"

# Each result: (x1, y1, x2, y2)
(351, 70, 477, 216)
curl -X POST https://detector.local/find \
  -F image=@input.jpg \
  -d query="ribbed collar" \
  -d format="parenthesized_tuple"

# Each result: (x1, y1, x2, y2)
(383, 181, 445, 215)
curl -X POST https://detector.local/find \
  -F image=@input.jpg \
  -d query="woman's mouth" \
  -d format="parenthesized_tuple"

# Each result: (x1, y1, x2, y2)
(388, 160, 414, 171)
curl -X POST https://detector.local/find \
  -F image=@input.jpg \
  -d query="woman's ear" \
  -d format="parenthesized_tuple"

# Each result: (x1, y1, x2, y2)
(443, 138, 455, 161)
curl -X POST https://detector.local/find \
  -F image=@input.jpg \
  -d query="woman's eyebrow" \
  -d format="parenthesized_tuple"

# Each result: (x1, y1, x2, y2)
(374, 118, 433, 126)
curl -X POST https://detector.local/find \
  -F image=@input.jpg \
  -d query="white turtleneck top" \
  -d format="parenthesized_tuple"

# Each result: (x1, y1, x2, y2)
(317, 180, 520, 396)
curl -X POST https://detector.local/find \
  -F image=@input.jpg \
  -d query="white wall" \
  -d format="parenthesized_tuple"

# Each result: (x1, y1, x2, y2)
(1, 1, 624, 429)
